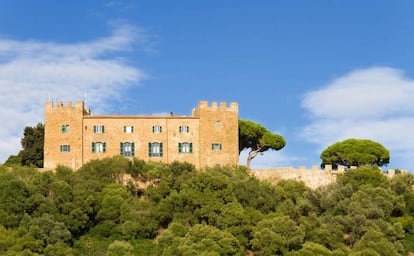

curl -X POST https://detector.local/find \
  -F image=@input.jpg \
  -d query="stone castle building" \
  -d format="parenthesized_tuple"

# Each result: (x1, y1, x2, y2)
(44, 100, 239, 170)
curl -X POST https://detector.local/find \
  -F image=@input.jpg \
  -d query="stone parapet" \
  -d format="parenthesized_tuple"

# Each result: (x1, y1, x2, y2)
(251, 165, 409, 189)
(251, 166, 336, 189)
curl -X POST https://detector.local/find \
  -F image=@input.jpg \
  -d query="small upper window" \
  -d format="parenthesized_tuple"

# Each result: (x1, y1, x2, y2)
(179, 126, 189, 133)
(60, 145, 70, 152)
(215, 121, 221, 127)
(93, 125, 105, 133)
(152, 126, 162, 133)
(212, 143, 222, 151)
(61, 124, 70, 133)
(124, 126, 134, 133)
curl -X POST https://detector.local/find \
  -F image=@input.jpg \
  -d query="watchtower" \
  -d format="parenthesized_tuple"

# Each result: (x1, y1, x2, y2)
(193, 101, 239, 167)
(44, 101, 88, 170)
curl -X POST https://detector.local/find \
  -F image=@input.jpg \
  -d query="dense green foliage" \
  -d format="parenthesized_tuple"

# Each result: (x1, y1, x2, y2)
(321, 138, 390, 168)
(0, 158, 413, 255)
(4, 123, 45, 168)
(239, 120, 286, 169)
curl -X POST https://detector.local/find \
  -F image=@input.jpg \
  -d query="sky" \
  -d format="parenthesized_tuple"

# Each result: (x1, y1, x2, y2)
(0, 1, 414, 171)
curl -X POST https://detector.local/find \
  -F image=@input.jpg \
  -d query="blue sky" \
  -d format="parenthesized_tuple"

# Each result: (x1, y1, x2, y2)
(1, 1, 414, 171)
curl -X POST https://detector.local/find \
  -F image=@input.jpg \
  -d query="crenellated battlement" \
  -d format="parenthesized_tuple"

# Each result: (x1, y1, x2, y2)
(193, 100, 238, 116)
(45, 101, 90, 115)
(197, 100, 238, 111)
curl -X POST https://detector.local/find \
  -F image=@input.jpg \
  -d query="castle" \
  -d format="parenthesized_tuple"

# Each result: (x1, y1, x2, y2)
(44, 101, 239, 170)
(44, 100, 407, 189)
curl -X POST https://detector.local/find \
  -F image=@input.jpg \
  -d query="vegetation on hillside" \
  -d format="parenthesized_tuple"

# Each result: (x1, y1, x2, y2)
(0, 157, 413, 255)
(4, 123, 44, 168)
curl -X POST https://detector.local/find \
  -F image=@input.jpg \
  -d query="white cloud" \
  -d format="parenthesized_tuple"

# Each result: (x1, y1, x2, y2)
(0, 22, 147, 163)
(302, 67, 414, 120)
(301, 67, 414, 170)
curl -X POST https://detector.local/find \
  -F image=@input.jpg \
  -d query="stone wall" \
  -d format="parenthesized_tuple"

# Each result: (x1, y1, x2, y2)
(251, 165, 339, 189)
(251, 165, 409, 189)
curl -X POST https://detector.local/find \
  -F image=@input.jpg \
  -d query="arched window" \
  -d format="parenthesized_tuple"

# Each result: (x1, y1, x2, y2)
(149, 142, 163, 157)
(120, 142, 135, 157)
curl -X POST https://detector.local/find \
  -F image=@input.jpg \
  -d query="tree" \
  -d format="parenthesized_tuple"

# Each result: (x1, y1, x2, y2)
(336, 166, 387, 189)
(106, 240, 134, 256)
(320, 139, 389, 168)
(162, 224, 244, 256)
(239, 120, 285, 169)
(251, 215, 305, 255)
(352, 229, 402, 256)
(3, 155, 22, 166)
(290, 242, 333, 256)
(0, 172, 28, 227)
(19, 123, 44, 168)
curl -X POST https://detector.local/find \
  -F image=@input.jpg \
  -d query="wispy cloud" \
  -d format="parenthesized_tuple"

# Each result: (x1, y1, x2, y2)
(0, 22, 148, 162)
(301, 67, 414, 170)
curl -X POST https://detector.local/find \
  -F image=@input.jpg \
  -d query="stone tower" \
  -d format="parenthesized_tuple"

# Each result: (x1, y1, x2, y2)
(193, 101, 239, 167)
(44, 101, 88, 170)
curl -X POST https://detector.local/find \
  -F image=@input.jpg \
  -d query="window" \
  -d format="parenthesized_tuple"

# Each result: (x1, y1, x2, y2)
(61, 124, 70, 133)
(215, 121, 221, 127)
(92, 142, 106, 153)
(178, 142, 192, 153)
(124, 126, 134, 133)
(152, 125, 162, 133)
(120, 142, 135, 157)
(60, 145, 70, 152)
(179, 126, 189, 133)
(148, 142, 163, 157)
(93, 125, 105, 133)
(212, 143, 222, 151)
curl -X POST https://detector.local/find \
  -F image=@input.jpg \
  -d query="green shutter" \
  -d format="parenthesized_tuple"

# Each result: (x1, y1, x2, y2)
(60, 145, 62, 152)
(120, 142, 124, 156)
(102, 126, 105, 133)
(190, 143, 193, 153)
(131, 143, 135, 156)
(103, 142, 106, 153)
(219, 144, 222, 150)
(178, 143, 182, 153)
(92, 142, 95, 153)
(148, 143, 152, 157)
(160, 143, 163, 157)
(93, 126, 96, 133)
(124, 126, 126, 133)
(61, 125, 65, 132)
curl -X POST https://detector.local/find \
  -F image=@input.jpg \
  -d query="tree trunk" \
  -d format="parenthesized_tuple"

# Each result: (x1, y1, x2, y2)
(246, 150, 259, 170)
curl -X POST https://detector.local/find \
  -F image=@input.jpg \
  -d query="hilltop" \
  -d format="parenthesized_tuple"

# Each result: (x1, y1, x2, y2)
(0, 156, 413, 255)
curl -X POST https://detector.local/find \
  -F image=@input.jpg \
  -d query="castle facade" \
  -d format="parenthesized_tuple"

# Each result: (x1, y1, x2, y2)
(44, 101, 239, 170)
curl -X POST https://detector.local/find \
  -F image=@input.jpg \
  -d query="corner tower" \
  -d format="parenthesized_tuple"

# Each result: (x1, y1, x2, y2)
(44, 101, 88, 170)
(193, 101, 239, 167)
